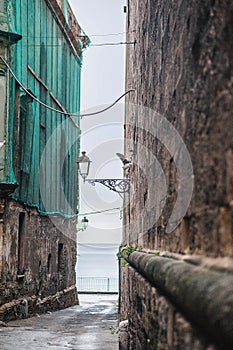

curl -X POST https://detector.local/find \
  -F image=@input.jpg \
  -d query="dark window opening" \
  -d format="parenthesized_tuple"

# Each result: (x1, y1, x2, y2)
(57, 243, 64, 273)
(39, 260, 42, 273)
(18, 212, 26, 275)
(144, 189, 148, 206)
(47, 253, 52, 274)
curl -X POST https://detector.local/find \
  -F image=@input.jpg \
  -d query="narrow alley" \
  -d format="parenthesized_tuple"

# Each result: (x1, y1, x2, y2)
(0, 1, 232, 350)
(0, 294, 119, 350)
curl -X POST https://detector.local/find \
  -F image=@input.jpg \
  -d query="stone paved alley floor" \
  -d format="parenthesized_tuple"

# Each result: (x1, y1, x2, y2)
(0, 294, 119, 350)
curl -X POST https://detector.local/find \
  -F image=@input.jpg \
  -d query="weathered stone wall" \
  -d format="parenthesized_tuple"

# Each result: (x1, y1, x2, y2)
(0, 198, 78, 321)
(124, 0, 232, 254)
(121, 265, 220, 350)
(120, 0, 233, 349)
(0, 0, 81, 322)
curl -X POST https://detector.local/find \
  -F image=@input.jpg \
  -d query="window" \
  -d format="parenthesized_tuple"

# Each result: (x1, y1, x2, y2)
(47, 253, 52, 274)
(18, 212, 26, 275)
(57, 243, 64, 273)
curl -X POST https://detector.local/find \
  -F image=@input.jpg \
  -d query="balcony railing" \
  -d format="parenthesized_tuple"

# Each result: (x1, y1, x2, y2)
(77, 277, 118, 293)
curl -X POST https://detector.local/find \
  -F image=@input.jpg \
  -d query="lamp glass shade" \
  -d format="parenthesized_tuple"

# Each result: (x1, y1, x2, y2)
(77, 152, 91, 180)
(81, 216, 89, 230)
(78, 161, 90, 178)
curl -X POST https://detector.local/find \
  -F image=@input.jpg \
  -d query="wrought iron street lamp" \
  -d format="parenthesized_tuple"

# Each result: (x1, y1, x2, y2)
(77, 216, 89, 232)
(77, 151, 91, 182)
(77, 151, 130, 195)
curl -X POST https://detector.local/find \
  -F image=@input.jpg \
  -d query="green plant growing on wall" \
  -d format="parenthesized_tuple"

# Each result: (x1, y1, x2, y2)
(117, 245, 137, 260)
(122, 259, 129, 267)
(116, 251, 122, 260)
(117, 245, 137, 267)
(123, 245, 138, 257)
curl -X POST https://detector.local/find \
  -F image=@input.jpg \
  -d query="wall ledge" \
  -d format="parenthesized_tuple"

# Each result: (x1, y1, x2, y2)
(124, 251, 233, 350)
(137, 249, 233, 274)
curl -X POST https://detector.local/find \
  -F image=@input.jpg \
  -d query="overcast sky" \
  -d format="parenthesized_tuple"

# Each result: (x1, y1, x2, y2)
(69, 0, 126, 244)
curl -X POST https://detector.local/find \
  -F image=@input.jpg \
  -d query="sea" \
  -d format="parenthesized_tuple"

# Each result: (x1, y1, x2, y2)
(76, 243, 120, 292)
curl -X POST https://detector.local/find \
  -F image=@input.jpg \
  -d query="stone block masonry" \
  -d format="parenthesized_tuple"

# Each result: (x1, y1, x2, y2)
(121, 0, 233, 349)
(124, 0, 233, 255)
(123, 251, 233, 349)
(0, 198, 78, 321)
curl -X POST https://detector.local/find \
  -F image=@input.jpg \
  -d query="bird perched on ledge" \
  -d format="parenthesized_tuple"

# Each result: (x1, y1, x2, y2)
(116, 153, 132, 169)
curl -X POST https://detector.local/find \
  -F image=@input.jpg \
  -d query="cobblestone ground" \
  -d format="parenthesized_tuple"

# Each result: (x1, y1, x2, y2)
(0, 294, 119, 350)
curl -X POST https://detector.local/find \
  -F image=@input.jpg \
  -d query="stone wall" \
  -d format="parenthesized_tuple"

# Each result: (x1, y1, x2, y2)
(0, 198, 78, 321)
(120, 0, 233, 349)
(0, 0, 81, 322)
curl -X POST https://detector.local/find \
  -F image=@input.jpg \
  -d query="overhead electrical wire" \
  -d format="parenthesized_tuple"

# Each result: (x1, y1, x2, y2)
(22, 41, 136, 47)
(88, 30, 136, 37)
(23, 30, 136, 38)
(1, 26, 131, 217)
(0, 56, 135, 125)
(77, 206, 122, 216)
(90, 41, 136, 47)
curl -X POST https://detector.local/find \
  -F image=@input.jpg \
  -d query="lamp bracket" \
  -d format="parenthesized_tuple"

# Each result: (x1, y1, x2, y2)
(85, 179, 130, 194)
